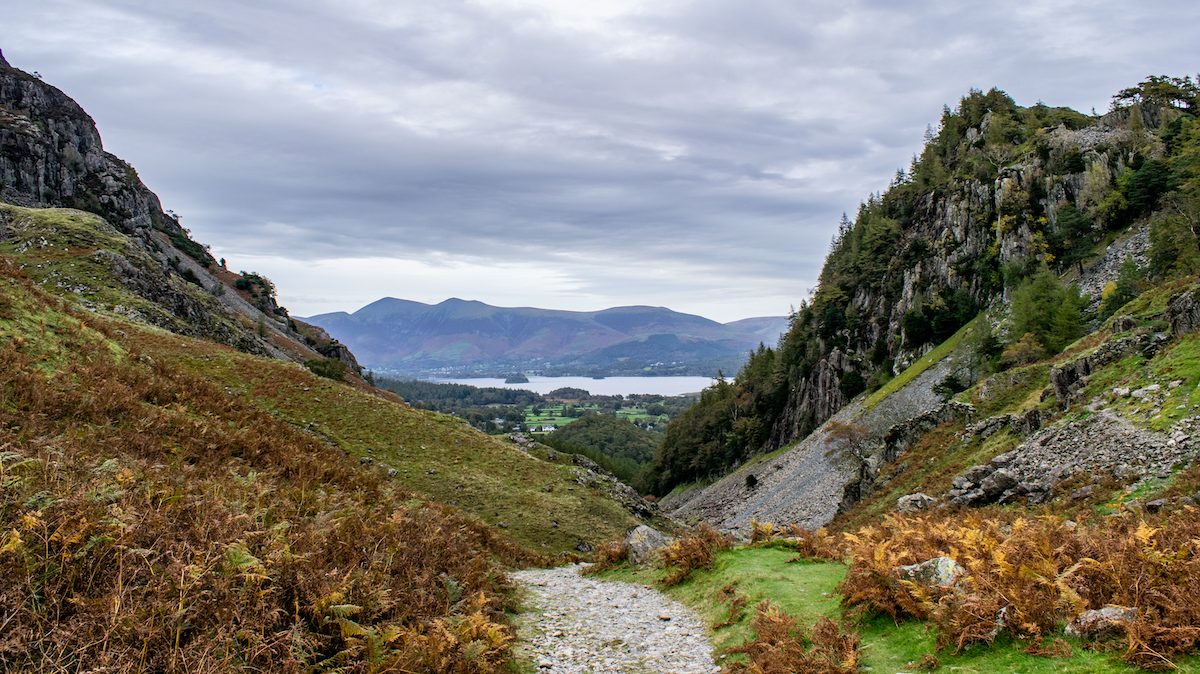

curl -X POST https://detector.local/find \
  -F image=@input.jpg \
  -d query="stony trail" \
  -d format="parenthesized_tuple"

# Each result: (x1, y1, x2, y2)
(511, 565, 720, 674)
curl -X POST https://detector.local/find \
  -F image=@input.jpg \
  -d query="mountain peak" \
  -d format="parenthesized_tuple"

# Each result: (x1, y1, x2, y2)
(0, 49, 9, 68)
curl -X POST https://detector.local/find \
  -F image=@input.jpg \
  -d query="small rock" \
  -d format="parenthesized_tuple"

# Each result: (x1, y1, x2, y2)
(1070, 485, 1095, 501)
(896, 492, 937, 513)
(1112, 386, 1131, 397)
(657, 614, 671, 621)
(1145, 498, 1170, 513)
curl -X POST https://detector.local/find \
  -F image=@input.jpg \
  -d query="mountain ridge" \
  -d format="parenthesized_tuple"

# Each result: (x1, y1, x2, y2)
(303, 296, 788, 376)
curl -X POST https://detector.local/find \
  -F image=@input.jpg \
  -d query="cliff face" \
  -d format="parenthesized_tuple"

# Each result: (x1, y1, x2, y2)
(0, 60, 180, 238)
(0, 54, 360, 370)
(765, 108, 1143, 452)
(651, 80, 1196, 506)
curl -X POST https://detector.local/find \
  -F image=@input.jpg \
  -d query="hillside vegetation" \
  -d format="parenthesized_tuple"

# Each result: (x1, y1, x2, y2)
(649, 75, 1200, 496)
(0, 258, 540, 671)
(611, 75, 1200, 673)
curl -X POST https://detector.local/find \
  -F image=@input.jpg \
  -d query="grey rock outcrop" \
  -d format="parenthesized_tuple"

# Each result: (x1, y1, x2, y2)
(1168, 284, 1200, 336)
(948, 411, 1199, 507)
(0, 59, 367, 371)
(1050, 332, 1168, 405)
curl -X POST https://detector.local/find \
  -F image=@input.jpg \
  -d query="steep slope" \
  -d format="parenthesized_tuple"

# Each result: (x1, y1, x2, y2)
(0, 258, 541, 671)
(654, 75, 1200, 531)
(304, 297, 784, 376)
(0, 54, 350, 369)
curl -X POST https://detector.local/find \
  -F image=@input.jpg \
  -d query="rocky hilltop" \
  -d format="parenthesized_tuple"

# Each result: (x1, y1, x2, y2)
(0, 54, 356, 369)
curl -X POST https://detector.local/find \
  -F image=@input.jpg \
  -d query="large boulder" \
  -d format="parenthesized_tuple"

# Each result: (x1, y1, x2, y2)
(624, 525, 670, 565)
(894, 557, 966, 588)
(1065, 605, 1136, 640)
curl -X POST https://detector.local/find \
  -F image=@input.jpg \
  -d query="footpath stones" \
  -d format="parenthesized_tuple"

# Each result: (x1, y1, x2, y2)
(512, 566, 718, 674)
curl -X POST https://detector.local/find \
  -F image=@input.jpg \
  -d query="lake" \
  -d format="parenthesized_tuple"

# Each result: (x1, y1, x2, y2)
(430, 375, 718, 397)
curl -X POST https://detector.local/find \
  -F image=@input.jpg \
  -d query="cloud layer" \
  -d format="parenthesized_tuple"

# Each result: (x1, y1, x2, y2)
(6, 0, 1199, 320)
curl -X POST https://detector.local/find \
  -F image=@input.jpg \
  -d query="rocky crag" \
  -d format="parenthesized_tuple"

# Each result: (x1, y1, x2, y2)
(657, 77, 1200, 533)
(0, 53, 354, 368)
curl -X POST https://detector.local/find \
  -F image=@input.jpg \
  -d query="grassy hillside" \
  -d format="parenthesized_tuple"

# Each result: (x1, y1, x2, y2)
(1, 205, 657, 554)
(0, 257, 543, 671)
(0, 212, 661, 668)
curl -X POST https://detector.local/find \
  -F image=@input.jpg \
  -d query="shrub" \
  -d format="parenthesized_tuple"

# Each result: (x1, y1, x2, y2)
(726, 601, 860, 674)
(750, 519, 777, 544)
(839, 510, 1200, 669)
(786, 525, 844, 562)
(659, 524, 731, 586)
(581, 539, 629, 576)
(306, 356, 348, 380)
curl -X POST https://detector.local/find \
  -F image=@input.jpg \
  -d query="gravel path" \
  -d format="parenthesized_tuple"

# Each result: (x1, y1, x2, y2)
(511, 566, 719, 674)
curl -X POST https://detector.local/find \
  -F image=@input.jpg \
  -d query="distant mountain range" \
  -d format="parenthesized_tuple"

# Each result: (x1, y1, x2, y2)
(303, 298, 789, 377)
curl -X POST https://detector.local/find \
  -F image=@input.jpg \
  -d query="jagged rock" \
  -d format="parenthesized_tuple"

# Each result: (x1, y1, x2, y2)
(625, 525, 670, 565)
(978, 468, 1019, 499)
(1169, 284, 1200, 336)
(1065, 606, 1136, 639)
(1112, 315, 1137, 332)
(896, 493, 937, 513)
(894, 557, 966, 588)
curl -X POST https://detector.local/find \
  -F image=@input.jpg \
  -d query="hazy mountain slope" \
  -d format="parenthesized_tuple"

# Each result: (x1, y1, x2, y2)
(304, 297, 784, 375)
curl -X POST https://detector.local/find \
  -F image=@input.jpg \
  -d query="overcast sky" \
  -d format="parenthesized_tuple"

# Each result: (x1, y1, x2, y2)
(5, 1, 1198, 321)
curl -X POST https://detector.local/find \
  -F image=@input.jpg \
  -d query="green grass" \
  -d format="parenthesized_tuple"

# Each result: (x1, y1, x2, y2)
(960, 363, 1051, 419)
(118, 326, 659, 555)
(865, 316, 978, 409)
(599, 545, 1170, 673)
(1076, 335, 1200, 431)
(600, 545, 843, 654)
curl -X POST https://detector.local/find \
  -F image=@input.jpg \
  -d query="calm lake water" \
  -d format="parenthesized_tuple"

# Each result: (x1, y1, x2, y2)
(430, 375, 717, 397)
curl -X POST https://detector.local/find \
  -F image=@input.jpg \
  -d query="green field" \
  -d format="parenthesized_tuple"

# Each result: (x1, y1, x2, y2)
(523, 403, 668, 432)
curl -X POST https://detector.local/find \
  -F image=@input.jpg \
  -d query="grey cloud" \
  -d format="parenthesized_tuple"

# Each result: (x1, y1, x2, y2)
(4, 0, 1199, 319)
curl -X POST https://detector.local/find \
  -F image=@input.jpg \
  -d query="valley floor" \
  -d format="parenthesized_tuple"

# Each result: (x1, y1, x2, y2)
(512, 566, 718, 673)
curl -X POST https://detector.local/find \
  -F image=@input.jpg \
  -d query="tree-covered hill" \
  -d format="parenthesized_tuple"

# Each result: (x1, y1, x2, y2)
(649, 75, 1200, 496)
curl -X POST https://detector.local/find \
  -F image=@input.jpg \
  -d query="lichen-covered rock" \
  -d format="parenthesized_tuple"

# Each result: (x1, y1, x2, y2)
(624, 525, 670, 565)
(895, 557, 966, 588)
(1065, 605, 1136, 639)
